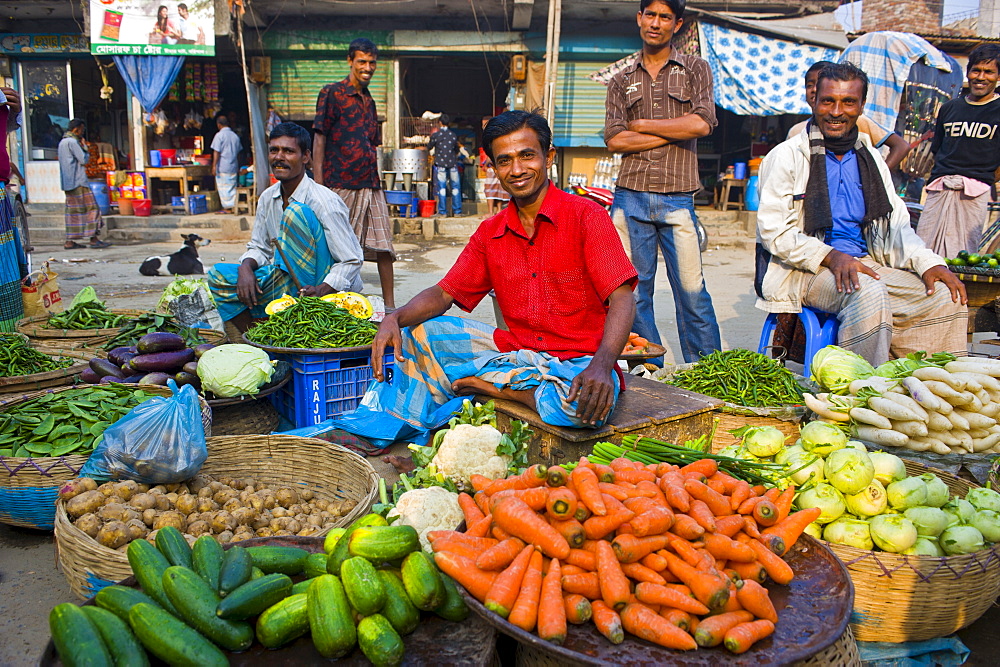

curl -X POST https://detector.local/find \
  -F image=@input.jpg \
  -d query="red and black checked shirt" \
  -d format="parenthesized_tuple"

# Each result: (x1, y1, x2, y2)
(438, 185, 637, 360)
(313, 79, 382, 190)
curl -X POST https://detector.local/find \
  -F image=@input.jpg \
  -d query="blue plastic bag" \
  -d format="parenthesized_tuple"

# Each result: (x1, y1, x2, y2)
(80, 380, 207, 484)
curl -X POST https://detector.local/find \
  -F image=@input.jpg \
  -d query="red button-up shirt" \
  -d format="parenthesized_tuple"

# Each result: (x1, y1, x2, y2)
(313, 79, 381, 190)
(438, 184, 637, 360)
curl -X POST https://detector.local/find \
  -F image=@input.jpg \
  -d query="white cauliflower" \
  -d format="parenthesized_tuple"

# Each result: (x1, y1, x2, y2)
(387, 486, 464, 551)
(432, 423, 510, 490)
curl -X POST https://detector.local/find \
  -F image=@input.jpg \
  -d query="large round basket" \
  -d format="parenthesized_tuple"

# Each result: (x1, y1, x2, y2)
(0, 347, 90, 395)
(53, 434, 379, 599)
(823, 460, 1000, 643)
(0, 384, 212, 531)
(206, 364, 290, 435)
(16, 309, 149, 346)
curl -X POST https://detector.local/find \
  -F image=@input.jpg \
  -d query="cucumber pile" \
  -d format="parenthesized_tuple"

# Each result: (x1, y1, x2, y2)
(49, 514, 468, 666)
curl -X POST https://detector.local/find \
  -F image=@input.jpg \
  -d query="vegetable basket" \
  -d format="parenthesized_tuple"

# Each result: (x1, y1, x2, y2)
(205, 362, 290, 435)
(53, 434, 379, 598)
(823, 460, 1000, 643)
(16, 309, 149, 347)
(0, 384, 211, 530)
(0, 346, 90, 395)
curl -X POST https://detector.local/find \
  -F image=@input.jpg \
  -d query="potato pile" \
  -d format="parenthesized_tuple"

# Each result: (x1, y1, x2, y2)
(58, 474, 358, 551)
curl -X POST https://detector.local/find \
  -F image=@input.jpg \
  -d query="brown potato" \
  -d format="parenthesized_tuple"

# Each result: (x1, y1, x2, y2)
(164, 492, 179, 507)
(115, 480, 139, 501)
(319, 511, 332, 520)
(230, 479, 247, 491)
(74, 513, 102, 538)
(59, 478, 98, 501)
(287, 504, 303, 516)
(66, 490, 105, 518)
(129, 493, 157, 512)
(255, 527, 274, 538)
(136, 483, 150, 493)
(174, 484, 190, 496)
(294, 513, 309, 523)
(273, 529, 292, 537)
(148, 486, 165, 495)
(307, 515, 323, 527)
(252, 516, 270, 530)
(197, 487, 214, 499)
(232, 507, 257, 526)
(208, 481, 225, 492)
(244, 484, 256, 494)
(222, 498, 242, 513)
(210, 512, 237, 534)
(145, 529, 159, 544)
(153, 511, 186, 531)
(196, 497, 218, 513)
(274, 488, 299, 508)
(174, 495, 199, 516)
(299, 489, 315, 502)
(124, 518, 148, 541)
(216, 530, 234, 544)
(238, 490, 252, 504)
(141, 508, 158, 527)
(153, 495, 171, 512)
(271, 507, 288, 519)
(242, 478, 257, 488)
(247, 494, 265, 512)
(97, 482, 118, 497)
(121, 508, 142, 524)
(313, 499, 329, 511)
(97, 521, 129, 549)
(213, 489, 237, 506)
(343, 500, 358, 512)
(284, 519, 302, 534)
(297, 525, 319, 537)
(164, 483, 180, 493)
(186, 520, 211, 537)
(262, 495, 277, 510)
(188, 475, 211, 494)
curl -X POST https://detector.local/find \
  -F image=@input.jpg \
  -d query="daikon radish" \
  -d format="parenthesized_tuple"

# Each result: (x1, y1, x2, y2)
(946, 373, 983, 393)
(802, 393, 850, 422)
(967, 393, 985, 412)
(901, 376, 942, 411)
(928, 429, 961, 446)
(881, 392, 928, 421)
(913, 366, 965, 390)
(910, 436, 950, 455)
(849, 407, 892, 430)
(890, 420, 928, 438)
(868, 396, 922, 422)
(945, 361, 1000, 378)
(949, 372, 1000, 392)
(973, 433, 1000, 452)
(946, 410, 971, 431)
(980, 402, 1000, 419)
(925, 412, 953, 432)
(851, 425, 908, 447)
(848, 377, 899, 395)
(935, 398, 953, 415)
(953, 408, 996, 430)
(968, 428, 990, 439)
(952, 430, 974, 453)
(922, 380, 968, 404)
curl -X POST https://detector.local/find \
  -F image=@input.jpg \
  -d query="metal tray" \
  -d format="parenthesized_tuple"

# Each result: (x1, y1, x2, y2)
(41, 536, 497, 667)
(204, 361, 291, 406)
(459, 535, 853, 666)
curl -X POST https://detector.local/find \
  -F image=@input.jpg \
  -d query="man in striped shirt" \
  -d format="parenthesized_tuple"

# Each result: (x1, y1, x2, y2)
(605, 0, 721, 364)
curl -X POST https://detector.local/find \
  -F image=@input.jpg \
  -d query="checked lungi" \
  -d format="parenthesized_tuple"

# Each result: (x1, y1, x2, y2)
(64, 185, 103, 241)
(0, 183, 25, 332)
(331, 188, 395, 261)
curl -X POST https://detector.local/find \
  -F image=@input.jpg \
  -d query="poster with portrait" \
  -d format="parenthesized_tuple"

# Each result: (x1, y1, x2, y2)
(90, 0, 214, 56)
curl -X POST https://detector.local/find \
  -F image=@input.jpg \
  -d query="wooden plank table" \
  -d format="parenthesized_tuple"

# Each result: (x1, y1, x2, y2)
(485, 374, 723, 466)
(145, 165, 211, 214)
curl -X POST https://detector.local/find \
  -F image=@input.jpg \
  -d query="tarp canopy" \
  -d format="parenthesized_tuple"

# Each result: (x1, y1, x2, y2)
(112, 55, 185, 113)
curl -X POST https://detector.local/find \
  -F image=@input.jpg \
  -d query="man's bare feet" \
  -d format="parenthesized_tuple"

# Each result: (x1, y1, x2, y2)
(383, 455, 416, 474)
(451, 376, 498, 397)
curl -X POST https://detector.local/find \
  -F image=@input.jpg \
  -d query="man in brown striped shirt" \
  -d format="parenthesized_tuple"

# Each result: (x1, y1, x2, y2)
(605, 0, 721, 364)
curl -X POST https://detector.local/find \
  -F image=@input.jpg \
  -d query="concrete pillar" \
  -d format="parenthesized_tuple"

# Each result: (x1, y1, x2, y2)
(980, 0, 1000, 37)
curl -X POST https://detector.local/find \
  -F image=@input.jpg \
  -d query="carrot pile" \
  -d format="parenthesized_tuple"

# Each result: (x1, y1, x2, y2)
(622, 332, 650, 354)
(429, 457, 821, 655)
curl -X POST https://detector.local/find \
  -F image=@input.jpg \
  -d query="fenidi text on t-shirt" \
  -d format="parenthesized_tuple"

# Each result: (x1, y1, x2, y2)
(930, 96, 1000, 185)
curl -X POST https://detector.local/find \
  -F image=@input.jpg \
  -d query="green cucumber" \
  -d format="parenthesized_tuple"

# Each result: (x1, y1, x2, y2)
(292, 578, 314, 596)
(341, 556, 386, 615)
(348, 525, 420, 562)
(434, 572, 470, 622)
(251, 566, 265, 580)
(328, 513, 388, 575)
(401, 550, 445, 611)
(255, 593, 310, 648)
(191, 535, 224, 590)
(218, 545, 253, 596)
(377, 569, 420, 635)
(307, 575, 357, 658)
(82, 606, 150, 667)
(357, 613, 405, 667)
(304, 552, 329, 578)
(128, 602, 227, 667)
(245, 545, 309, 575)
(93, 586, 163, 623)
(155, 526, 193, 569)
(162, 566, 254, 651)
(126, 539, 178, 615)
(216, 573, 293, 620)
(49, 603, 113, 667)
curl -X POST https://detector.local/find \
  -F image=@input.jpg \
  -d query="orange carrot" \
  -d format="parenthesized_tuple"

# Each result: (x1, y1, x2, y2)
(470, 474, 492, 493)
(683, 479, 733, 516)
(631, 506, 675, 537)
(665, 532, 703, 567)
(633, 581, 710, 615)
(596, 539, 632, 611)
(641, 551, 668, 572)
(704, 533, 757, 563)
(670, 514, 705, 540)
(508, 550, 544, 632)
(576, 456, 596, 470)
(620, 603, 698, 651)
(521, 463, 550, 488)
(710, 471, 741, 492)
(659, 473, 692, 512)
(612, 534, 670, 564)
(593, 464, 616, 483)
(485, 543, 535, 618)
(616, 522, 634, 536)
(571, 466, 607, 517)
(600, 492, 629, 515)
(565, 548, 596, 571)
(752, 498, 779, 527)
(560, 572, 602, 600)
(431, 539, 483, 561)
(546, 466, 570, 488)
(610, 457, 637, 471)
(563, 593, 593, 625)
(680, 459, 718, 477)
(774, 486, 796, 523)
(729, 480, 753, 511)
(636, 479, 667, 502)
(729, 560, 767, 585)
(582, 509, 635, 540)
(750, 484, 766, 496)
(490, 487, 550, 512)
(738, 495, 767, 515)
(560, 563, 588, 577)
(492, 524, 512, 541)
(549, 518, 585, 549)
(485, 475, 529, 495)
(745, 538, 794, 585)
(546, 487, 578, 521)
(660, 608, 693, 632)
(706, 476, 728, 495)
(466, 513, 493, 538)
(429, 531, 497, 550)
(476, 537, 526, 571)
(623, 496, 661, 515)
(762, 507, 821, 556)
(574, 504, 592, 523)
(741, 517, 763, 540)
(764, 487, 781, 502)
(687, 499, 718, 532)
(435, 551, 499, 603)
(620, 562, 667, 585)
(715, 514, 747, 538)
(720, 583, 744, 612)
(591, 600, 625, 644)
(693, 610, 754, 647)
(458, 492, 486, 526)
(724, 619, 775, 654)
(492, 497, 571, 559)
(661, 550, 731, 611)
(614, 468, 656, 485)
(736, 579, 778, 623)
(474, 491, 492, 516)
(537, 558, 566, 645)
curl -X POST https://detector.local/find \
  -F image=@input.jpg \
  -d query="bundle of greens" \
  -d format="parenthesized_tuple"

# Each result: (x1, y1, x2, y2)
(46, 287, 127, 330)
(102, 313, 208, 350)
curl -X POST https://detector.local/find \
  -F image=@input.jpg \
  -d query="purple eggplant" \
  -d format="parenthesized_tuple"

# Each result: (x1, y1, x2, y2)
(128, 348, 195, 372)
(99, 376, 116, 384)
(182, 361, 199, 375)
(193, 343, 215, 359)
(174, 371, 201, 389)
(138, 372, 171, 386)
(107, 346, 138, 366)
(122, 374, 145, 383)
(80, 367, 101, 384)
(137, 332, 186, 354)
(90, 358, 126, 379)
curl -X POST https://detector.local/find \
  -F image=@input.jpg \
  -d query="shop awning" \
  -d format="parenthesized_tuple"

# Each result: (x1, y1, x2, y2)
(113, 55, 185, 113)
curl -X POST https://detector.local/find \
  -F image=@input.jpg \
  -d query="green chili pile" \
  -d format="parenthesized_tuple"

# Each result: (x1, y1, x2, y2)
(0, 334, 74, 377)
(103, 313, 206, 350)
(45, 301, 127, 330)
(665, 348, 805, 407)
(0, 385, 156, 457)
(245, 296, 378, 349)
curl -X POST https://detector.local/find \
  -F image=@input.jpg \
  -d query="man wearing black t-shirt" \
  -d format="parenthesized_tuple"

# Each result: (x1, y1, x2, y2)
(917, 44, 1000, 257)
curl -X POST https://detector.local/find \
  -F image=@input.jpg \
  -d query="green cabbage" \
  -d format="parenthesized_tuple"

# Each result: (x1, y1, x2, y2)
(845, 481, 888, 517)
(971, 509, 1000, 543)
(197, 344, 276, 398)
(796, 483, 846, 524)
(903, 506, 950, 537)
(810, 345, 875, 393)
(823, 516, 874, 549)
(940, 525, 985, 555)
(966, 487, 1000, 513)
(919, 473, 950, 508)
(824, 448, 875, 495)
(886, 477, 928, 510)
(870, 514, 918, 553)
(800, 421, 847, 457)
(742, 426, 786, 457)
(869, 451, 907, 486)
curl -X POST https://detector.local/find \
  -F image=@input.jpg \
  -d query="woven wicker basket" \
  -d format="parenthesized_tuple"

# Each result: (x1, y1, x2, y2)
(54, 434, 379, 599)
(0, 384, 212, 530)
(792, 625, 861, 667)
(824, 460, 1000, 643)
(17, 309, 148, 344)
(211, 400, 280, 435)
(0, 347, 90, 395)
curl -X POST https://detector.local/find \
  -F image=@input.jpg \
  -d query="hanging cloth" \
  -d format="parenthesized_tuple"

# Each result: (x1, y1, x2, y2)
(112, 55, 186, 113)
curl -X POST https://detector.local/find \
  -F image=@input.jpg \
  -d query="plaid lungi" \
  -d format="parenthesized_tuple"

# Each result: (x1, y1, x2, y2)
(216, 172, 238, 209)
(0, 183, 25, 332)
(802, 257, 967, 366)
(916, 176, 991, 257)
(64, 185, 103, 241)
(331, 187, 395, 261)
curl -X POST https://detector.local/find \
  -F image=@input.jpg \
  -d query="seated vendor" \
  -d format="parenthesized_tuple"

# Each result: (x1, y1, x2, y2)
(756, 63, 968, 366)
(207, 122, 364, 333)
(346, 110, 637, 447)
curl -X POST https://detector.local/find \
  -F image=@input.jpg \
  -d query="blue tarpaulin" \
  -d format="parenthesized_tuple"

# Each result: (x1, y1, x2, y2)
(112, 55, 186, 113)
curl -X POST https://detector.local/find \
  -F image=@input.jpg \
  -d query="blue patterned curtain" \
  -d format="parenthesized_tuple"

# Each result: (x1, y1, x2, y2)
(112, 55, 185, 112)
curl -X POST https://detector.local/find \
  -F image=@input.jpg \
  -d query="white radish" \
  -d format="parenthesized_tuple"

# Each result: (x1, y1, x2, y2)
(851, 424, 909, 447)
(954, 356, 1000, 369)
(803, 393, 851, 422)
(880, 392, 929, 421)
(946, 410, 971, 431)
(951, 371, 1000, 392)
(913, 366, 966, 390)
(975, 389, 993, 406)
(945, 361, 1000, 378)
(849, 407, 893, 429)
(952, 430, 974, 453)
(948, 373, 983, 393)
(890, 420, 928, 438)
(928, 429, 962, 446)
(868, 396, 923, 422)
(848, 377, 899, 395)
(945, 391, 976, 407)
(973, 435, 1000, 452)
(911, 437, 952, 456)
(901, 376, 942, 411)
(922, 380, 968, 403)
(968, 393, 985, 412)
(980, 402, 1000, 419)
(925, 412, 953, 432)
(953, 408, 996, 430)
(906, 437, 932, 452)
(969, 428, 991, 439)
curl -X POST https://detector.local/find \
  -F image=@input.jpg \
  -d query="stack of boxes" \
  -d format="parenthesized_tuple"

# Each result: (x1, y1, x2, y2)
(106, 171, 147, 204)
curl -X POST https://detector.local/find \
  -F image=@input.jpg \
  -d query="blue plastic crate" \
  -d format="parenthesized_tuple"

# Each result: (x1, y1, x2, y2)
(271, 347, 395, 428)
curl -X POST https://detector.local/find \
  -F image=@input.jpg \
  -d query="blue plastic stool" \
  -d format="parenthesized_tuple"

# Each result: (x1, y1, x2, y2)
(757, 307, 839, 371)
(384, 190, 413, 217)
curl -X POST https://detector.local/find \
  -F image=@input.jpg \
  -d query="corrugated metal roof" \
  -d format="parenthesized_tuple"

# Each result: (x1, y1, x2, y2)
(269, 58, 392, 121)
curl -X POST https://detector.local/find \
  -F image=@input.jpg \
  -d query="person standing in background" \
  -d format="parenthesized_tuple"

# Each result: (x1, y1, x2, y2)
(211, 114, 241, 214)
(480, 116, 509, 215)
(58, 119, 110, 250)
(174, 3, 205, 45)
(604, 0, 720, 364)
(428, 114, 463, 217)
(312, 38, 396, 309)
(0, 87, 26, 331)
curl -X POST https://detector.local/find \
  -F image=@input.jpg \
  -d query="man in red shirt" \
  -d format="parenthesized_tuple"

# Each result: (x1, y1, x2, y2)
(356, 110, 636, 440)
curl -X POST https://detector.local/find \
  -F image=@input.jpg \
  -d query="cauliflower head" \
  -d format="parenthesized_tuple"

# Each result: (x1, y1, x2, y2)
(432, 423, 510, 489)
(387, 486, 464, 551)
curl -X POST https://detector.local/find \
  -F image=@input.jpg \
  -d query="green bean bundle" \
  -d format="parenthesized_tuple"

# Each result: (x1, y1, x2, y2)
(245, 296, 378, 349)
(45, 301, 127, 330)
(665, 348, 805, 407)
(102, 313, 206, 350)
(0, 335, 74, 377)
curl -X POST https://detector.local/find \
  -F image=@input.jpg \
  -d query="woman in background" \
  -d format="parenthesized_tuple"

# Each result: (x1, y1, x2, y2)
(480, 116, 509, 216)
(151, 5, 177, 45)
(0, 87, 26, 332)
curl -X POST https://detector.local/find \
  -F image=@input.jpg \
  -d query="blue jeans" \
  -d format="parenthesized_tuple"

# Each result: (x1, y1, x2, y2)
(435, 166, 462, 216)
(611, 188, 721, 364)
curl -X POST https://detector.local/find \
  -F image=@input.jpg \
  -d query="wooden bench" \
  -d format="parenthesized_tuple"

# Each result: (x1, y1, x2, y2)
(485, 374, 723, 467)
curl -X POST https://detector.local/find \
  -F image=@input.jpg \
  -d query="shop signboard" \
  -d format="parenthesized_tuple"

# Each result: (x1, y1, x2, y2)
(0, 34, 90, 54)
(89, 0, 214, 56)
